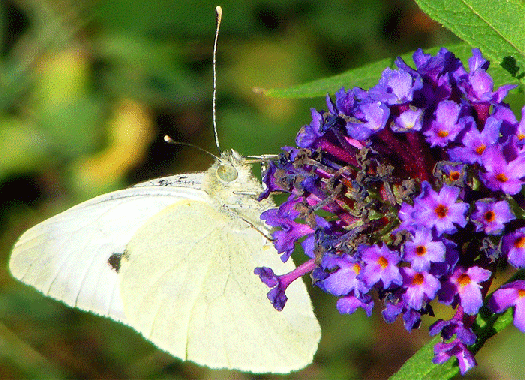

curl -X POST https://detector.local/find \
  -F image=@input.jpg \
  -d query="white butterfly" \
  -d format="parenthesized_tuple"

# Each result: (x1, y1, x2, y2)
(9, 6, 320, 374)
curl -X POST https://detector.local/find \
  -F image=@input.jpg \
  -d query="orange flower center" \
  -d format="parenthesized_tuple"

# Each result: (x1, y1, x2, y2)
(449, 171, 460, 181)
(412, 273, 424, 285)
(435, 204, 448, 218)
(438, 129, 449, 138)
(416, 246, 427, 256)
(484, 210, 496, 222)
(514, 237, 525, 249)
(475, 144, 486, 155)
(519, 289, 525, 298)
(378, 256, 389, 269)
(457, 273, 471, 287)
(496, 173, 509, 183)
(353, 263, 361, 275)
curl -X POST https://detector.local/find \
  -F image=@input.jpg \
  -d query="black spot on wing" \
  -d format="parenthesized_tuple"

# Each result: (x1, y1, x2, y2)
(108, 253, 123, 272)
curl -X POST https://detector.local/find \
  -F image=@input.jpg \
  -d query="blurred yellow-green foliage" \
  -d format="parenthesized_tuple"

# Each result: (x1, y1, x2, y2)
(1, 0, 524, 379)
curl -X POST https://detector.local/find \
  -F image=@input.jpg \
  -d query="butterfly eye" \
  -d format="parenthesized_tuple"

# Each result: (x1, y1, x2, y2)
(217, 163, 238, 183)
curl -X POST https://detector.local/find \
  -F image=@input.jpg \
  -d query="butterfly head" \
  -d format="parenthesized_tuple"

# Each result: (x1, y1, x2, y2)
(212, 149, 256, 188)
(203, 149, 273, 207)
(216, 150, 242, 183)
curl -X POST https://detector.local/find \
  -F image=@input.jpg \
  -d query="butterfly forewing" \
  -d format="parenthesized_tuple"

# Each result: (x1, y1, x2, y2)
(10, 182, 208, 322)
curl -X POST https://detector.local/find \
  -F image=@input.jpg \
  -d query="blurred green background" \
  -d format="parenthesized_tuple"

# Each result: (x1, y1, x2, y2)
(1, 0, 523, 378)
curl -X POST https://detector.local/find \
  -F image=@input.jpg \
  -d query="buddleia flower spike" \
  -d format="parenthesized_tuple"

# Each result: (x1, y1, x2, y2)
(256, 47, 523, 375)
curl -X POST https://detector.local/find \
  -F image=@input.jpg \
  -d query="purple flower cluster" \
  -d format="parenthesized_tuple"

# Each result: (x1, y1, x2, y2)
(255, 48, 525, 375)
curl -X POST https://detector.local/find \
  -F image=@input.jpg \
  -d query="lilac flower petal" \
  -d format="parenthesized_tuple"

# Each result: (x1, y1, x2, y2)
(336, 294, 374, 316)
(382, 302, 404, 323)
(448, 116, 500, 164)
(345, 100, 390, 140)
(403, 309, 422, 331)
(297, 109, 325, 148)
(514, 296, 525, 332)
(429, 317, 477, 345)
(452, 267, 492, 315)
(502, 228, 525, 268)
(392, 108, 423, 132)
(489, 280, 525, 332)
(254, 267, 278, 287)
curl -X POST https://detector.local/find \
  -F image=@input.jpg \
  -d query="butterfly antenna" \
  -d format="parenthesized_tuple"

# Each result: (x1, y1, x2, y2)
(212, 5, 223, 154)
(164, 135, 218, 160)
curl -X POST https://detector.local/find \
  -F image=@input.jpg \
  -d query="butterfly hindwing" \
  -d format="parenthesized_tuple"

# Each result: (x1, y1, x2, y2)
(120, 198, 320, 373)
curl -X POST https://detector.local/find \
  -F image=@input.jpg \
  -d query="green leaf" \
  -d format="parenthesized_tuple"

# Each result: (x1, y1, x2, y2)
(264, 43, 520, 99)
(414, 0, 525, 80)
(389, 336, 459, 380)
(263, 58, 393, 99)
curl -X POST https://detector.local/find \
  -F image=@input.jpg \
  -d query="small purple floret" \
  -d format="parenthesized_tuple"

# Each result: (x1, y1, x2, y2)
(471, 200, 515, 235)
(488, 280, 525, 332)
(433, 339, 477, 375)
(502, 227, 525, 268)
